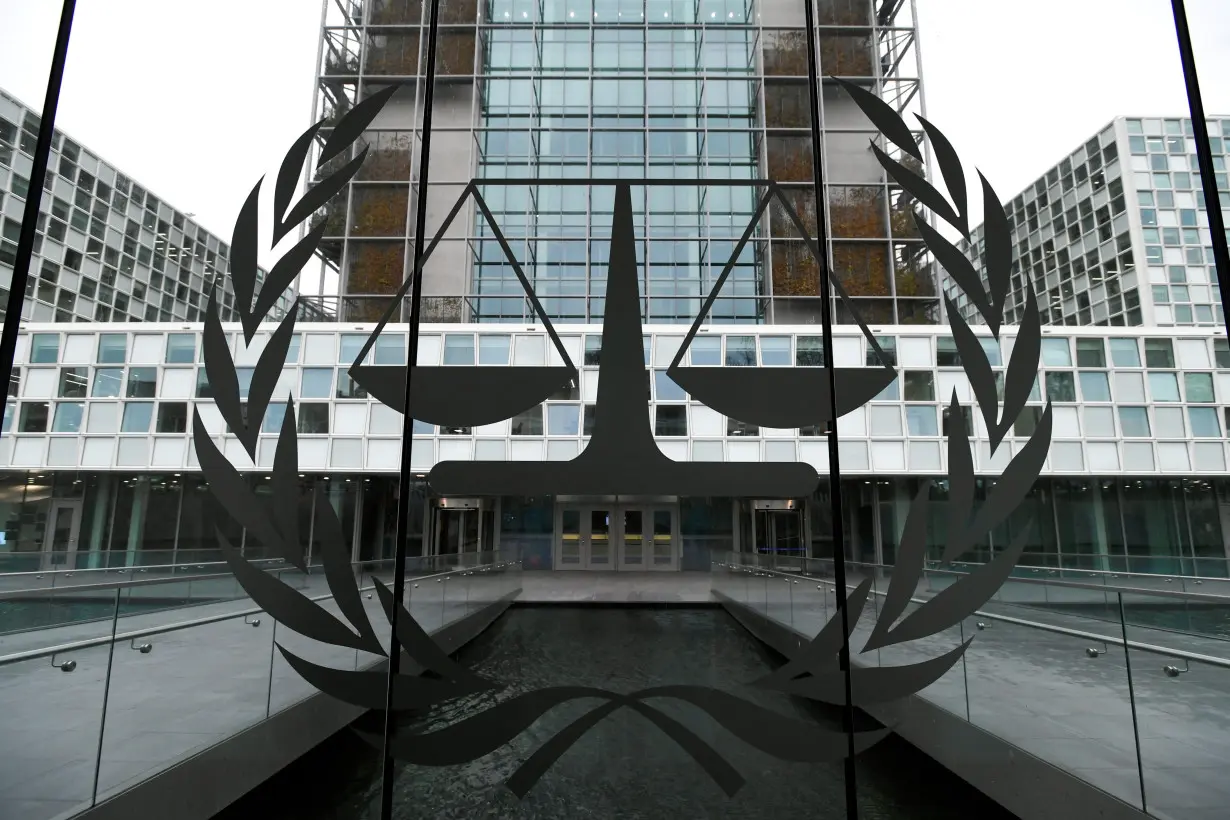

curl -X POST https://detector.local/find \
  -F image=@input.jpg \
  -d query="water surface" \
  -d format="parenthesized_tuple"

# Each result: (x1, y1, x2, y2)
(220, 606, 1017, 819)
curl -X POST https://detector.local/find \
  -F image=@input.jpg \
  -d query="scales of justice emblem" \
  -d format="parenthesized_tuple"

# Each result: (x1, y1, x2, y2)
(346, 179, 896, 500)
(194, 81, 1050, 799)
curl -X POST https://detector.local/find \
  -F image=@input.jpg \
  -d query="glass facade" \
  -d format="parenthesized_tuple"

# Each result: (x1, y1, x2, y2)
(306, 0, 938, 325)
(0, 90, 301, 325)
(947, 116, 1229, 329)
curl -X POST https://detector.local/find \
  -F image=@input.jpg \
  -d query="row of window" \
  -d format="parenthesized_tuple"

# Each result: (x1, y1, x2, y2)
(19, 331, 1230, 371)
(8, 399, 1227, 442)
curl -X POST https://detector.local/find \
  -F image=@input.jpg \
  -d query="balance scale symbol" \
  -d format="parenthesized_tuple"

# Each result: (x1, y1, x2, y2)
(348, 181, 896, 499)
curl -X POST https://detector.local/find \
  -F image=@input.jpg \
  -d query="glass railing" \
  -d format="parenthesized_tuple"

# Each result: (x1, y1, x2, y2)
(0, 550, 521, 820)
(714, 551, 1230, 818)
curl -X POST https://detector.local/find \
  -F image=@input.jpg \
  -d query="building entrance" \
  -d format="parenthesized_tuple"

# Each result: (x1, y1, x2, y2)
(427, 498, 495, 564)
(42, 499, 82, 571)
(747, 500, 807, 571)
(555, 502, 678, 571)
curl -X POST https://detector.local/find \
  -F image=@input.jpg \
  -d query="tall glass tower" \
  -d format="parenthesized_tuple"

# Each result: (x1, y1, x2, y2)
(308, 0, 936, 326)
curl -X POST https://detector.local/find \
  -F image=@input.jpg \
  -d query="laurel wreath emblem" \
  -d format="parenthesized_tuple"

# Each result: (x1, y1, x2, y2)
(192, 80, 1051, 797)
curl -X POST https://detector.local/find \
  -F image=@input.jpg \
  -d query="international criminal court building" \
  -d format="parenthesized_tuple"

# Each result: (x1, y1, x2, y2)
(0, 0, 1228, 582)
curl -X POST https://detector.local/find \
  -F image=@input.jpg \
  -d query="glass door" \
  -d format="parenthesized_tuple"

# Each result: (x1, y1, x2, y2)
(558, 507, 583, 570)
(586, 509, 613, 569)
(42, 500, 82, 571)
(649, 508, 677, 571)
(620, 508, 646, 569)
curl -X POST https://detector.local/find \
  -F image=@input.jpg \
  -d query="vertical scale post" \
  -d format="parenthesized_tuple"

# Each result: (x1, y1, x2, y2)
(0, 0, 78, 427)
(1170, 0, 1230, 328)
(381, 0, 444, 815)
(800, 1, 859, 816)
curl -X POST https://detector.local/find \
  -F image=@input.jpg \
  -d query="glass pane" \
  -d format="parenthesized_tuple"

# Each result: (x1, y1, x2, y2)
(166, 333, 196, 363)
(121, 402, 153, 433)
(97, 333, 127, 363)
(1109, 338, 1141, 367)
(51, 401, 84, 432)
(57, 367, 88, 398)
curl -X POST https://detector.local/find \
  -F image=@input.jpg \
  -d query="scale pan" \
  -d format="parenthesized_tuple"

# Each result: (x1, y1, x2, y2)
(668, 366, 896, 429)
(350, 365, 574, 427)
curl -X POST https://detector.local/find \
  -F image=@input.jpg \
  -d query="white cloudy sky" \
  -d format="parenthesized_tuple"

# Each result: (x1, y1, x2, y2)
(1, 0, 1228, 274)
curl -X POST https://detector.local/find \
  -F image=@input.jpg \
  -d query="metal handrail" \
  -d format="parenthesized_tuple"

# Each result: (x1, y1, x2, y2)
(753, 554, 1230, 604)
(718, 561, 1230, 671)
(0, 554, 492, 600)
(942, 558, 1230, 586)
(0, 565, 301, 602)
(0, 556, 521, 667)
(0, 556, 287, 583)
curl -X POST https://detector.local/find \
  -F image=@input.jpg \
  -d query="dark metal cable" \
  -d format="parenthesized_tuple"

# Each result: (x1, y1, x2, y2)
(1170, 0, 1230, 331)
(380, 0, 443, 815)
(800, 1, 859, 816)
(0, 0, 78, 432)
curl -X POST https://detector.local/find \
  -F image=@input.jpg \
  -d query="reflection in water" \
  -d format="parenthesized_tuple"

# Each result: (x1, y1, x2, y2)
(219, 607, 1015, 819)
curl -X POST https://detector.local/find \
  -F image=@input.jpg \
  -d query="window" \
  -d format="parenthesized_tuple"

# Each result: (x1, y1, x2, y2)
(339, 334, 366, 364)
(97, 333, 127, 363)
(868, 336, 897, 367)
(1040, 338, 1072, 367)
(547, 404, 580, 435)
(1118, 407, 1151, 437)
(727, 418, 758, 436)
(1214, 338, 1230, 368)
(166, 333, 196, 363)
(1185, 372, 1215, 403)
(725, 336, 755, 366)
(52, 402, 84, 433)
(903, 371, 934, 401)
(1147, 372, 1180, 402)
(584, 335, 604, 366)
(795, 337, 824, 366)
(92, 368, 124, 397)
(1109, 338, 1141, 367)
(443, 334, 475, 365)
(374, 335, 405, 365)
(760, 336, 790, 366)
(478, 334, 511, 364)
(1078, 371, 1111, 402)
(298, 404, 329, 434)
(1190, 407, 1220, 437)
(58, 367, 88, 398)
(336, 373, 368, 399)
(1154, 407, 1185, 437)
(1044, 372, 1076, 402)
(936, 336, 960, 366)
(262, 404, 287, 434)
(905, 406, 938, 436)
(127, 367, 157, 398)
(583, 404, 597, 436)
(1144, 338, 1175, 368)
(121, 402, 153, 432)
(19, 402, 49, 432)
(655, 405, 687, 436)
(1075, 338, 1105, 367)
(653, 371, 686, 401)
(236, 368, 255, 400)
(510, 406, 543, 435)
(301, 368, 333, 398)
(156, 402, 188, 433)
(30, 333, 59, 363)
